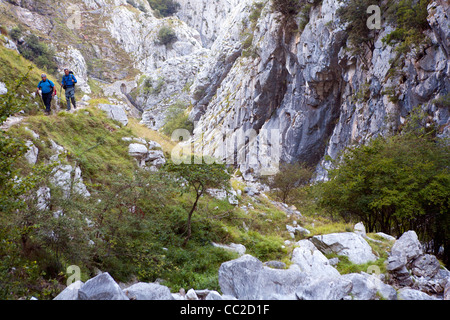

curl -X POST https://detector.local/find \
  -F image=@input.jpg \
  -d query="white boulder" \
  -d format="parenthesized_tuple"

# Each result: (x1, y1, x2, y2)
(311, 233, 377, 265)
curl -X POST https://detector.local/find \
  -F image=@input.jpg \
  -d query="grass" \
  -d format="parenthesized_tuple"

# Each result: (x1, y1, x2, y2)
(0, 45, 59, 102)
(9, 107, 137, 186)
(127, 117, 177, 155)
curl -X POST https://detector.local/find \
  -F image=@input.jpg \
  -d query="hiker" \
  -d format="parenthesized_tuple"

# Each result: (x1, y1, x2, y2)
(61, 68, 77, 111)
(37, 73, 56, 115)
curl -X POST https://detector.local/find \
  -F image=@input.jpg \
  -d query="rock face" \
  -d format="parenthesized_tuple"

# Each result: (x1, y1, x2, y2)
(291, 240, 341, 280)
(185, 0, 449, 180)
(78, 273, 129, 300)
(123, 283, 174, 300)
(296, 277, 353, 300)
(53, 281, 84, 300)
(311, 233, 377, 265)
(390, 231, 424, 263)
(5, 0, 448, 178)
(98, 104, 129, 126)
(218, 254, 307, 300)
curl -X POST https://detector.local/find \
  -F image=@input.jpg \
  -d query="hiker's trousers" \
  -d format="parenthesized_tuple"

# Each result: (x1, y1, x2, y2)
(42, 92, 53, 112)
(65, 86, 76, 110)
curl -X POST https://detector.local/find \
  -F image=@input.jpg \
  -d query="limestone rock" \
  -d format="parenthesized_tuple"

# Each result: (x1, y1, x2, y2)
(354, 222, 366, 238)
(78, 273, 129, 300)
(24, 141, 39, 165)
(311, 233, 377, 265)
(411, 254, 441, 279)
(128, 143, 148, 159)
(338, 272, 397, 300)
(186, 288, 199, 300)
(0, 82, 7, 95)
(123, 283, 173, 300)
(375, 232, 396, 242)
(212, 243, 246, 256)
(218, 254, 307, 300)
(390, 231, 423, 264)
(295, 277, 353, 300)
(291, 239, 341, 280)
(397, 288, 438, 300)
(53, 281, 84, 300)
(98, 104, 128, 126)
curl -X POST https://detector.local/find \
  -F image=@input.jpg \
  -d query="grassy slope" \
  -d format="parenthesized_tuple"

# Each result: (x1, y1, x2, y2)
(0, 44, 59, 101)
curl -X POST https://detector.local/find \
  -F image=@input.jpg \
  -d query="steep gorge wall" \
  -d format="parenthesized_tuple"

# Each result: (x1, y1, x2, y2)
(188, 0, 450, 180)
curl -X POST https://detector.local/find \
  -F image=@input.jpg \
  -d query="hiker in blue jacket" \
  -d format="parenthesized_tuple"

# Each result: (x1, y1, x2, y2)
(61, 68, 77, 111)
(37, 73, 56, 115)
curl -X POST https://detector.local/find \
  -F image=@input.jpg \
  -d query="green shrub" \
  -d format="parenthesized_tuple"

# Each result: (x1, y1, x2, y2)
(161, 101, 194, 136)
(318, 108, 450, 266)
(9, 26, 22, 41)
(157, 26, 178, 46)
(433, 93, 450, 109)
(16, 33, 58, 75)
(148, 0, 180, 17)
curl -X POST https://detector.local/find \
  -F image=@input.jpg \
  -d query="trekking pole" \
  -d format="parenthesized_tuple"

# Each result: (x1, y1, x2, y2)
(35, 91, 46, 111)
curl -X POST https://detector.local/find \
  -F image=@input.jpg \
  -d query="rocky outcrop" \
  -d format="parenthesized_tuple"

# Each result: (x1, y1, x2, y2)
(311, 232, 377, 265)
(218, 254, 307, 300)
(78, 273, 129, 300)
(291, 239, 340, 280)
(51, 228, 449, 300)
(127, 140, 166, 169)
(98, 104, 129, 126)
(387, 230, 450, 295)
(185, 0, 449, 180)
(123, 283, 174, 300)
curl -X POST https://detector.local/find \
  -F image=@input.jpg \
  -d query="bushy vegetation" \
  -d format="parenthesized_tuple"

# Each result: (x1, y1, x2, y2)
(148, 0, 180, 18)
(157, 26, 178, 47)
(0, 45, 58, 113)
(166, 156, 231, 246)
(317, 108, 450, 265)
(263, 162, 313, 203)
(338, 0, 432, 58)
(161, 101, 194, 136)
(9, 27, 58, 75)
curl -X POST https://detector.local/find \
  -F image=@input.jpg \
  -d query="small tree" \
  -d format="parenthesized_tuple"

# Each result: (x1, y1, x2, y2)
(157, 26, 178, 47)
(148, 0, 180, 17)
(165, 156, 231, 246)
(265, 162, 313, 203)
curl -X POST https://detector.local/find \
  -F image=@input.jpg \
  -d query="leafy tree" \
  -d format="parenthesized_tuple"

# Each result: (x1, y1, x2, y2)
(148, 0, 180, 17)
(157, 26, 178, 46)
(337, 0, 383, 55)
(272, 0, 303, 16)
(318, 109, 450, 265)
(12, 34, 58, 75)
(165, 157, 231, 246)
(264, 162, 313, 203)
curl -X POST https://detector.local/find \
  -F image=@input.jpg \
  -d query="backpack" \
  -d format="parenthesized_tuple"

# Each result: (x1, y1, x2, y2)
(63, 71, 76, 90)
